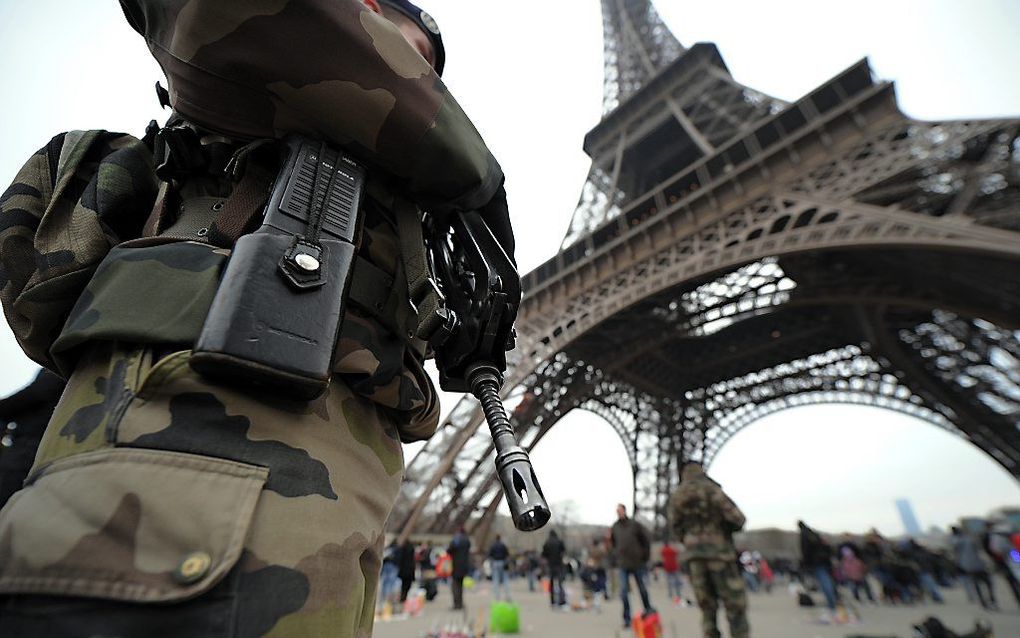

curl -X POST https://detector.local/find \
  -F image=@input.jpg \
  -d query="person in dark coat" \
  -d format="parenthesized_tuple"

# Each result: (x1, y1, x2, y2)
(488, 534, 511, 601)
(542, 530, 567, 607)
(398, 538, 417, 602)
(611, 503, 655, 628)
(799, 520, 838, 614)
(448, 527, 472, 610)
(0, 370, 65, 508)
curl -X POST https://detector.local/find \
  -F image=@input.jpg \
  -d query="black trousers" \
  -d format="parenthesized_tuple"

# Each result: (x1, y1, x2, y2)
(399, 577, 414, 602)
(451, 576, 465, 609)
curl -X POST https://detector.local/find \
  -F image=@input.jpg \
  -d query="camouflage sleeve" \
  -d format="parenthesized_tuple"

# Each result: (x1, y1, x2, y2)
(0, 132, 157, 371)
(668, 492, 686, 538)
(118, 0, 503, 215)
(712, 486, 746, 532)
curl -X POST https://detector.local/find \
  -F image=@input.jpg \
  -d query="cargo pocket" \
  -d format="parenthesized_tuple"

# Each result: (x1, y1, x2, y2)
(0, 447, 267, 603)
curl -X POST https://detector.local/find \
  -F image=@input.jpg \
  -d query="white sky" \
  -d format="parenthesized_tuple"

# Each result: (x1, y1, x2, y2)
(1, 1, 1018, 535)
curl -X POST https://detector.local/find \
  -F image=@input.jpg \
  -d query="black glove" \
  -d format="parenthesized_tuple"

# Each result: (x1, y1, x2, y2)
(477, 184, 515, 266)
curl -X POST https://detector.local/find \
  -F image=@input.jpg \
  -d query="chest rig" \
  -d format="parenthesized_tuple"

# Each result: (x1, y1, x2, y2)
(145, 120, 448, 399)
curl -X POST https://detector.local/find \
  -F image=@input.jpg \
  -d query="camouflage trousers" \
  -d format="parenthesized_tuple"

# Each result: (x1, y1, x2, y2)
(0, 343, 405, 637)
(688, 560, 749, 638)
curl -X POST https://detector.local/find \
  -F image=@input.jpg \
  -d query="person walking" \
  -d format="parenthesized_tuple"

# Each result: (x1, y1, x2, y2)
(661, 541, 686, 605)
(587, 537, 609, 610)
(799, 520, 839, 619)
(378, 539, 402, 608)
(606, 529, 620, 599)
(669, 463, 749, 638)
(611, 503, 656, 629)
(986, 523, 1020, 608)
(398, 538, 418, 603)
(839, 544, 875, 603)
(488, 534, 512, 601)
(526, 551, 540, 593)
(862, 529, 895, 602)
(905, 539, 944, 604)
(448, 527, 472, 611)
(951, 526, 998, 610)
(542, 530, 568, 608)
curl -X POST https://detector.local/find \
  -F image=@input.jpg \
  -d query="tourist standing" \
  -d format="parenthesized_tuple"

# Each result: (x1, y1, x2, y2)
(951, 526, 998, 610)
(799, 520, 839, 618)
(669, 463, 748, 638)
(542, 530, 568, 607)
(526, 551, 540, 592)
(587, 537, 609, 610)
(448, 528, 472, 611)
(378, 539, 401, 608)
(839, 544, 875, 603)
(398, 539, 417, 603)
(611, 503, 656, 628)
(488, 534, 512, 601)
(986, 523, 1020, 608)
(661, 541, 685, 604)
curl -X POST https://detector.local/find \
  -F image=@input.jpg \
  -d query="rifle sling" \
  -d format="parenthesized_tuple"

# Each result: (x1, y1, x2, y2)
(147, 132, 434, 357)
(392, 195, 446, 343)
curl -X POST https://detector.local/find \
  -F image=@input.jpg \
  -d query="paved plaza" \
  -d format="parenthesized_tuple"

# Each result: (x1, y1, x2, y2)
(374, 575, 1020, 638)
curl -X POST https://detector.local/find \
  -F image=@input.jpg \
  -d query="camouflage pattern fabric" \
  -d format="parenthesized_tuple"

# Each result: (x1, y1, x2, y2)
(0, 131, 158, 372)
(0, 341, 406, 637)
(118, 0, 503, 215)
(668, 464, 746, 562)
(687, 560, 749, 638)
(0, 128, 441, 636)
(0, 2, 511, 633)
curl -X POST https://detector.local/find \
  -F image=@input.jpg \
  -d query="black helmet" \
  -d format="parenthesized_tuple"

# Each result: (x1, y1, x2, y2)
(379, 0, 446, 76)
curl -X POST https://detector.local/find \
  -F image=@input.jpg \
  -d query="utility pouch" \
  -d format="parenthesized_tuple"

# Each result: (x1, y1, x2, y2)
(190, 136, 366, 400)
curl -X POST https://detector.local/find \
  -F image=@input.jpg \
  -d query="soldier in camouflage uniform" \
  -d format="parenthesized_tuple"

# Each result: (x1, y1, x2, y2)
(669, 463, 750, 638)
(0, 1, 513, 636)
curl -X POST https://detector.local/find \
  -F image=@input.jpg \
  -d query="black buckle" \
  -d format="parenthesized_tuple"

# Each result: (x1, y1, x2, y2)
(154, 126, 206, 182)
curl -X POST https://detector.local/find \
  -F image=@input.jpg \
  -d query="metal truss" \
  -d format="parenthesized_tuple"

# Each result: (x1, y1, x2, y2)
(393, 2, 1020, 540)
(563, 5, 786, 248)
(601, 0, 686, 114)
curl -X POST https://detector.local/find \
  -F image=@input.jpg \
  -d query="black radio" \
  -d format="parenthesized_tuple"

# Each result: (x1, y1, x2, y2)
(190, 136, 365, 399)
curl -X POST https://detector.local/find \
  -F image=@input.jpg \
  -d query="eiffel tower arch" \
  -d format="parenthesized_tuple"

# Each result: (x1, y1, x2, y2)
(392, 0, 1020, 539)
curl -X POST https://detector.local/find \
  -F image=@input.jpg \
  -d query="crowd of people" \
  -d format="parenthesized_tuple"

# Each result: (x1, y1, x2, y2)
(792, 519, 1020, 620)
(376, 465, 1019, 638)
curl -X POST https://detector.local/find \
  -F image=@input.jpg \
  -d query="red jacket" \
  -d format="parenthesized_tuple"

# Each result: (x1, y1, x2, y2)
(661, 545, 679, 573)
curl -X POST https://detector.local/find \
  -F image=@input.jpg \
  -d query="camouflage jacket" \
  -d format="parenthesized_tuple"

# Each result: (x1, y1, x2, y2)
(668, 464, 746, 562)
(0, 1, 512, 443)
(118, 0, 503, 215)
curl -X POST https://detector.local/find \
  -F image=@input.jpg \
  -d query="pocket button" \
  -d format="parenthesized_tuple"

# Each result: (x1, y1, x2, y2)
(174, 551, 213, 585)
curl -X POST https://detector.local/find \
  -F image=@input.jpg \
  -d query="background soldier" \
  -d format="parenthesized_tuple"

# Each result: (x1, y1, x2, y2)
(0, 1, 513, 636)
(669, 463, 750, 638)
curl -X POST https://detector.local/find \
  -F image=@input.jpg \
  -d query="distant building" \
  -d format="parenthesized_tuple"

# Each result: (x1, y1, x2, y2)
(896, 499, 923, 536)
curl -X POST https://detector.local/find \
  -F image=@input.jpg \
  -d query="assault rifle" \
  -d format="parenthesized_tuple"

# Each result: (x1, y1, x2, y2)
(423, 211, 551, 532)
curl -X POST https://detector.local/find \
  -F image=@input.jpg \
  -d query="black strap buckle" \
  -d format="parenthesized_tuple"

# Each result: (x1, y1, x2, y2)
(154, 126, 206, 182)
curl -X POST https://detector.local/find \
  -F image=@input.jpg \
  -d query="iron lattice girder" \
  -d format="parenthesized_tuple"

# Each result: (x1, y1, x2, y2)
(600, 0, 686, 114)
(394, 2, 1020, 538)
(565, 42, 785, 247)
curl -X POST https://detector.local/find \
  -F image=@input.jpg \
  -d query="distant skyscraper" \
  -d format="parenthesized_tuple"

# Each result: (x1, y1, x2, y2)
(896, 499, 923, 536)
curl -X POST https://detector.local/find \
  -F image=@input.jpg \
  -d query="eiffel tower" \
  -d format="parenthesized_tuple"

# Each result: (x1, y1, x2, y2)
(392, 0, 1020, 538)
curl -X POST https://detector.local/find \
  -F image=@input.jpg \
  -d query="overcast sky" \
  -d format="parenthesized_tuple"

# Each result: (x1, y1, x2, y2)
(0, 1, 1018, 535)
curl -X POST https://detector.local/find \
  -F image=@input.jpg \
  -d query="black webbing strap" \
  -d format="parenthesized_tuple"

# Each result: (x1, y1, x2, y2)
(205, 141, 276, 247)
(393, 195, 446, 342)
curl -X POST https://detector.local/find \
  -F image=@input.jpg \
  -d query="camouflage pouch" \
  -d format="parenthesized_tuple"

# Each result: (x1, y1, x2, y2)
(0, 447, 268, 602)
(0, 130, 158, 371)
